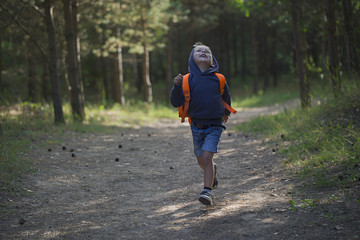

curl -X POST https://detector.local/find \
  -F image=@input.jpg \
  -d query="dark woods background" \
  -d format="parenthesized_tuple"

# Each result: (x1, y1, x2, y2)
(0, 0, 359, 123)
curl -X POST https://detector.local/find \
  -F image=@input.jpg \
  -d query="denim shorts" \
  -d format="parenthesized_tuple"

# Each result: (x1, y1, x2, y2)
(191, 124, 223, 157)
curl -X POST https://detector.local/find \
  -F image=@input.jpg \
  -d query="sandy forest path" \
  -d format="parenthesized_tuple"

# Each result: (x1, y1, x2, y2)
(1, 103, 359, 240)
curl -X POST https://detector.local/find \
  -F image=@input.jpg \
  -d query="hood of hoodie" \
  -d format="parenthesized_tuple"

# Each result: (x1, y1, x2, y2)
(188, 48, 219, 75)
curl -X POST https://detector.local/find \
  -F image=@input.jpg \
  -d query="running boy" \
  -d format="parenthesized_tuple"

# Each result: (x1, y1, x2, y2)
(170, 43, 233, 205)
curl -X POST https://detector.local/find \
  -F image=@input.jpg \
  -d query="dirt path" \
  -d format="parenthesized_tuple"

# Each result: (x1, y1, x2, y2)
(1, 104, 359, 240)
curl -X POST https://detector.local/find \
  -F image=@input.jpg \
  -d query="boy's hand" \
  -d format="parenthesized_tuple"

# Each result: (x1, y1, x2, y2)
(174, 74, 183, 86)
(222, 115, 229, 124)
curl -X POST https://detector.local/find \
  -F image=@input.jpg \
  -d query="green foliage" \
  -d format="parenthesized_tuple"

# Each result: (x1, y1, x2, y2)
(230, 75, 299, 108)
(236, 83, 360, 188)
(84, 101, 177, 128)
(289, 198, 320, 211)
(90, 0, 172, 55)
(233, 89, 297, 108)
(0, 102, 52, 193)
(0, 131, 32, 193)
(230, 74, 299, 108)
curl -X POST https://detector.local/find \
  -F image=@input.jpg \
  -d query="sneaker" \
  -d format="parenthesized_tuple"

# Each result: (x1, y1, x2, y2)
(198, 191, 213, 205)
(213, 163, 218, 189)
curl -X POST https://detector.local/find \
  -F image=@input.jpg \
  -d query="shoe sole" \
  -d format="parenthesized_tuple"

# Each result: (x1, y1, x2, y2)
(199, 196, 212, 205)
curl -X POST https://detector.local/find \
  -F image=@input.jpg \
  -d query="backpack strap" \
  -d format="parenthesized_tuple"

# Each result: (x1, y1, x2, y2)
(183, 73, 190, 102)
(215, 73, 226, 95)
(214, 73, 237, 114)
(178, 73, 191, 123)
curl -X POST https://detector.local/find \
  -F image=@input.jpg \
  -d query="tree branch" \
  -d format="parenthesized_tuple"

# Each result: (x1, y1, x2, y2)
(28, 1, 46, 18)
(0, 2, 50, 66)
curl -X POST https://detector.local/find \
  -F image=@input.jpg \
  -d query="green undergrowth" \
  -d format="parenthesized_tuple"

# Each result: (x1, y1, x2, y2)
(231, 77, 299, 108)
(236, 89, 360, 189)
(0, 101, 177, 194)
(233, 88, 297, 108)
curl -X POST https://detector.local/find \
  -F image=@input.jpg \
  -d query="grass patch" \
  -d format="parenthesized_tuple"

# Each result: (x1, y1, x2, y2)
(0, 133, 33, 194)
(236, 88, 360, 188)
(230, 75, 299, 108)
(233, 89, 297, 108)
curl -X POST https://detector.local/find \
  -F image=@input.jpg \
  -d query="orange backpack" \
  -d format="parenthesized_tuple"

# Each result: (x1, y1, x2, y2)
(178, 73, 237, 124)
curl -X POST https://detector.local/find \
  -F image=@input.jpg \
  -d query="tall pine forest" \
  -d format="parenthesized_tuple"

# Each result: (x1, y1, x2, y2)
(0, 0, 359, 123)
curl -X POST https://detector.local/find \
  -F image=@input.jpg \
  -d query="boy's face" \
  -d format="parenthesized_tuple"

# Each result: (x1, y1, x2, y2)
(193, 45, 213, 67)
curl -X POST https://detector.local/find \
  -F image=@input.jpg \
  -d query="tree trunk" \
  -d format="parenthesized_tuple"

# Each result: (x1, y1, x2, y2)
(62, 0, 85, 121)
(143, 43, 152, 103)
(44, 0, 65, 124)
(290, 0, 310, 108)
(67, 0, 85, 107)
(114, 27, 125, 106)
(140, 9, 152, 103)
(41, 60, 49, 102)
(241, 17, 247, 82)
(188, 4, 195, 50)
(342, 0, 351, 76)
(0, 33, 3, 133)
(72, 0, 85, 111)
(232, 14, 239, 77)
(135, 56, 142, 94)
(343, 31, 352, 77)
(321, 40, 327, 74)
(71, 0, 84, 99)
(270, 26, 278, 87)
(100, 52, 109, 101)
(27, 42, 36, 102)
(165, 31, 173, 101)
(326, 0, 341, 97)
(0, 35, 2, 88)
(100, 25, 110, 101)
(262, 25, 270, 91)
(133, 54, 141, 94)
(250, 17, 259, 95)
(219, 8, 231, 85)
(61, 48, 71, 94)
(342, 0, 359, 84)
(224, 16, 231, 85)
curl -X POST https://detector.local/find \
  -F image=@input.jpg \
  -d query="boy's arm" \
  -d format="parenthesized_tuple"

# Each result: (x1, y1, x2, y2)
(170, 74, 185, 107)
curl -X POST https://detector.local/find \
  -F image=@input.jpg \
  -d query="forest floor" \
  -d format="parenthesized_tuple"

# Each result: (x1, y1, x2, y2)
(1, 103, 359, 240)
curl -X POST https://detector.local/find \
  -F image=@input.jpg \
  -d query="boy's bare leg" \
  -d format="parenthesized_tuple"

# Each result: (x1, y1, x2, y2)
(197, 151, 214, 188)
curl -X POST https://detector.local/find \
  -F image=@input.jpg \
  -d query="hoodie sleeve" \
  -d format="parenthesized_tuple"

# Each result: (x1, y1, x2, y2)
(170, 84, 185, 107)
(221, 83, 232, 116)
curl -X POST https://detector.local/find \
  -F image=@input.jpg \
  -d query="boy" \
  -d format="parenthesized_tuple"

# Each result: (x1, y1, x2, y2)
(170, 43, 233, 205)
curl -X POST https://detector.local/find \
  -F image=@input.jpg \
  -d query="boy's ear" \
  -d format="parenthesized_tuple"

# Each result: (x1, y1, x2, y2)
(210, 62, 215, 68)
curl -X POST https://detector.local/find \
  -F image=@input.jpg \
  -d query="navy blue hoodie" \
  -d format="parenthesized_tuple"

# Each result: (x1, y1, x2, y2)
(170, 48, 232, 125)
